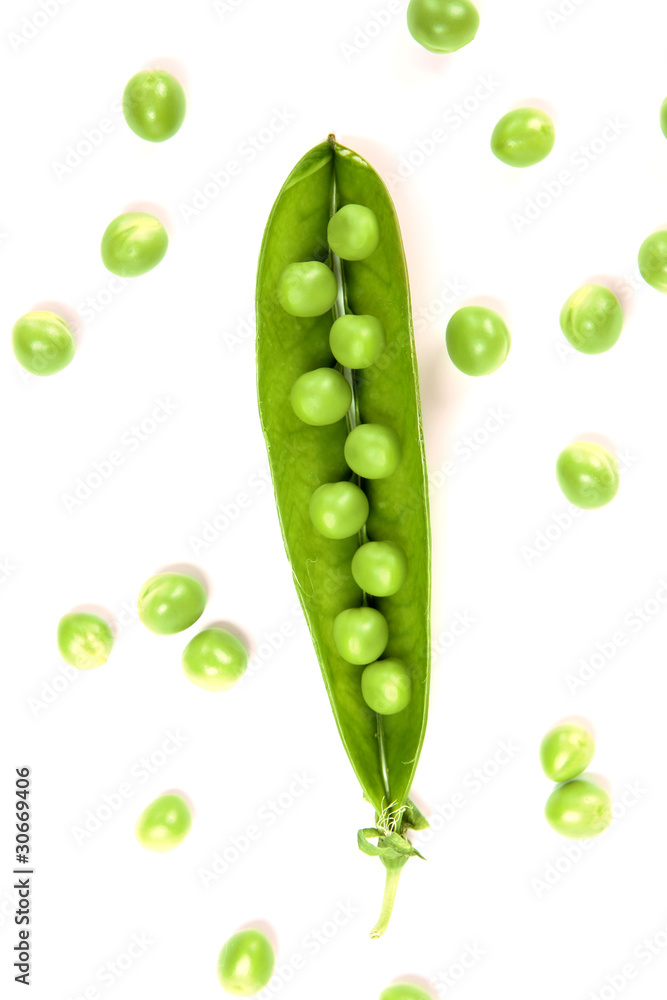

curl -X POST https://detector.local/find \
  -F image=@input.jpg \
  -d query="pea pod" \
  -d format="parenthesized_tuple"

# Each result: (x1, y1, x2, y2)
(256, 136, 431, 936)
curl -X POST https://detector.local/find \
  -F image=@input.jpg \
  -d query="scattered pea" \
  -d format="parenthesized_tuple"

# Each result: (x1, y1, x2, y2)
(380, 984, 434, 1000)
(556, 441, 619, 510)
(138, 572, 207, 635)
(544, 778, 612, 840)
(57, 612, 114, 670)
(540, 722, 595, 783)
(407, 0, 479, 53)
(333, 607, 389, 665)
(122, 69, 186, 142)
(344, 423, 401, 479)
(660, 98, 667, 140)
(135, 793, 192, 852)
(217, 929, 276, 997)
(490, 108, 555, 167)
(351, 541, 408, 597)
(559, 284, 623, 354)
(290, 368, 351, 425)
(182, 627, 248, 692)
(277, 261, 338, 317)
(12, 311, 76, 376)
(638, 230, 667, 293)
(445, 305, 510, 376)
(328, 204, 380, 261)
(329, 314, 386, 369)
(362, 659, 412, 715)
(101, 212, 168, 277)
(309, 481, 369, 539)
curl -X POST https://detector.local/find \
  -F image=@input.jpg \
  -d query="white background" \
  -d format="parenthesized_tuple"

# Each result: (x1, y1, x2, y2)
(2, 0, 667, 998)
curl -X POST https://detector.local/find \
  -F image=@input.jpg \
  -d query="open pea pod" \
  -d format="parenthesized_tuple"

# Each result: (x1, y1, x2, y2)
(256, 136, 431, 936)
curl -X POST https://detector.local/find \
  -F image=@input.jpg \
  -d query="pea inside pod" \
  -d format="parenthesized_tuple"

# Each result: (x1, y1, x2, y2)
(256, 136, 431, 937)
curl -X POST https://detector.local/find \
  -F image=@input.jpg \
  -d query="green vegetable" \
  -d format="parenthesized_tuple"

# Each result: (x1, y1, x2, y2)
(333, 607, 389, 664)
(490, 108, 556, 167)
(182, 627, 248, 691)
(446, 305, 510, 376)
(101, 212, 168, 277)
(217, 929, 275, 996)
(122, 69, 186, 142)
(138, 572, 207, 635)
(290, 368, 352, 425)
(256, 136, 431, 937)
(660, 98, 667, 140)
(362, 659, 412, 716)
(135, 793, 192, 852)
(407, 0, 479, 53)
(12, 311, 75, 376)
(545, 778, 612, 840)
(277, 261, 338, 316)
(344, 423, 402, 479)
(309, 481, 369, 539)
(351, 541, 408, 597)
(327, 204, 380, 261)
(559, 284, 623, 354)
(330, 314, 386, 369)
(57, 612, 113, 670)
(379, 982, 434, 1000)
(556, 442, 619, 510)
(540, 722, 595, 782)
(638, 230, 667, 293)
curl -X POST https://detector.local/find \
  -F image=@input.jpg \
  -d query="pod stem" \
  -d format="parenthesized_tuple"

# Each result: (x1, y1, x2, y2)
(370, 863, 404, 939)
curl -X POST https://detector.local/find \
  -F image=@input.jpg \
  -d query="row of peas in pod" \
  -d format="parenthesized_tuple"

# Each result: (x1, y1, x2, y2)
(278, 204, 412, 717)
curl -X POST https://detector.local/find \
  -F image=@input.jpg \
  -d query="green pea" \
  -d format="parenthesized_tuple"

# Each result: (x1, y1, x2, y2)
(122, 69, 186, 142)
(57, 612, 113, 670)
(329, 313, 386, 369)
(638, 230, 667, 293)
(135, 793, 192, 852)
(556, 442, 619, 510)
(277, 261, 338, 317)
(540, 723, 595, 783)
(380, 984, 434, 1000)
(351, 541, 408, 597)
(490, 108, 556, 167)
(217, 929, 275, 996)
(182, 627, 248, 692)
(290, 368, 351, 425)
(333, 607, 389, 665)
(138, 572, 207, 635)
(545, 778, 612, 840)
(344, 423, 401, 479)
(12, 310, 75, 376)
(328, 204, 380, 261)
(101, 212, 168, 277)
(445, 305, 510, 376)
(660, 98, 667, 140)
(559, 284, 623, 355)
(309, 481, 369, 539)
(407, 0, 479, 53)
(362, 659, 412, 715)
